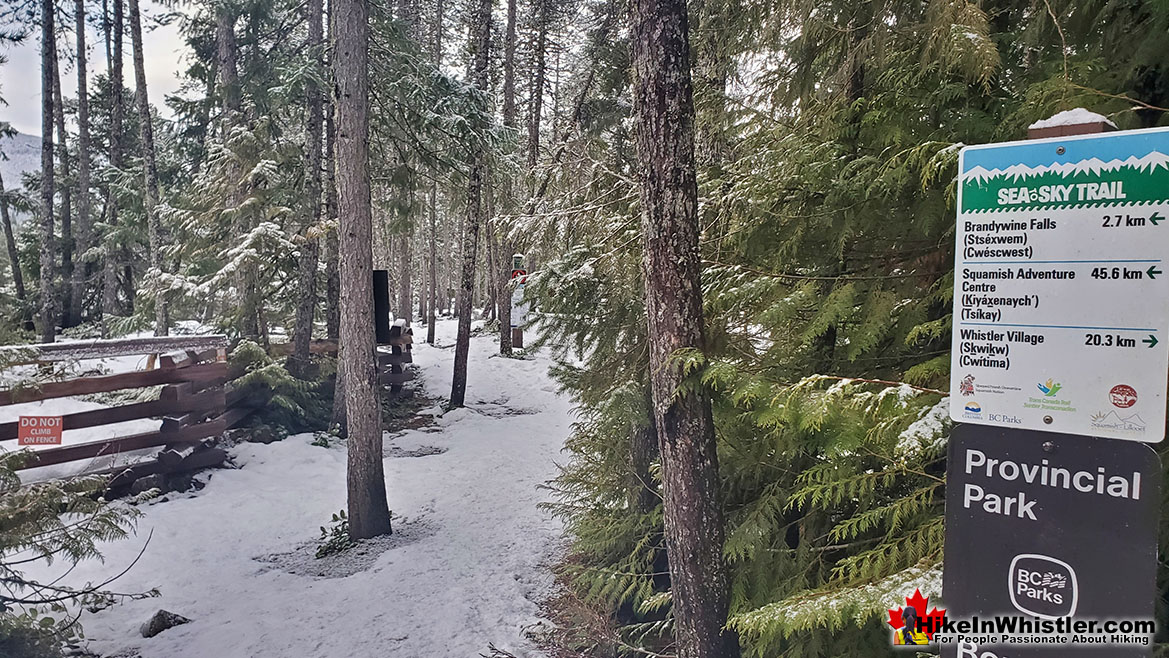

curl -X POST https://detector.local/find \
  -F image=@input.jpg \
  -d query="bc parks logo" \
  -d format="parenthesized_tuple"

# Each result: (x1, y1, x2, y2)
(1009, 554, 1078, 619)
(963, 402, 982, 419)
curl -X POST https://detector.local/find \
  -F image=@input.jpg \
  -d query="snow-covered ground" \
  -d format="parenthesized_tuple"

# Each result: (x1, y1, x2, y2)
(21, 318, 571, 658)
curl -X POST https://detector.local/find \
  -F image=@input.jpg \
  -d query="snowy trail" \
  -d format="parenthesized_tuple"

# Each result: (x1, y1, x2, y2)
(24, 319, 570, 658)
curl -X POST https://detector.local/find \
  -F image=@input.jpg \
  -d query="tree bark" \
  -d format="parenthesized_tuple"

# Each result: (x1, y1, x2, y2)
(426, 187, 437, 344)
(397, 229, 411, 325)
(217, 7, 259, 340)
(450, 0, 492, 408)
(128, 0, 167, 336)
(629, 0, 738, 653)
(325, 109, 341, 342)
(52, 54, 74, 328)
(71, 0, 93, 327)
(496, 0, 518, 354)
(630, 402, 659, 515)
(39, 0, 56, 343)
(424, 0, 443, 346)
(102, 0, 125, 321)
(292, 0, 326, 374)
(334, 0, 391, 540)
(527, 0, 548, 169)
(1, 171, 24, 301)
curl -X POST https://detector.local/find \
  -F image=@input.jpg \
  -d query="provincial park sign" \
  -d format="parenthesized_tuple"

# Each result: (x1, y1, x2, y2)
(949, 127, 1169, 443)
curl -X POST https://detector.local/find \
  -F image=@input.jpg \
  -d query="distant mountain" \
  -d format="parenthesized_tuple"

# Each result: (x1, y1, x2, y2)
(1, 130, 40, 185)
(0, 131, 39, 226)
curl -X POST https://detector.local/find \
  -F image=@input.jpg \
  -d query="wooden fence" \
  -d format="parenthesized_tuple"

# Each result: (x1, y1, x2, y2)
(0, 326, 413, 489)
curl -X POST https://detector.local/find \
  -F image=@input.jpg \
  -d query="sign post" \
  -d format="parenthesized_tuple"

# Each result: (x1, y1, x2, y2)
(510, 254, 528, 349)
(943, 124, 1168, 656)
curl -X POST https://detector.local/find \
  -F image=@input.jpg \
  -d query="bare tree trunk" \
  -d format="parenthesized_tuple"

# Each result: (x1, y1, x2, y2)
(71, 0, 93, 327)
(497, 0, 518, 355)
(217, 7, 259, 340)
(38, 0, 56, 343)
(102, 0, 124, 321)
(325, 111, 341, 342)
(424, 0, 443, 346)
(128, 0, 167, 336)
(450, 0, 492, 408)
(335, 0, 391, 540)
(629, 0, 738, 653)
(0, 171, 24, 302)
(292, 0, 326, 374)
(426, 188, 437, 344)
(527, 0, 548, 169)
(398, 229, 411, 325)
(52, 54, 74, 328)
(483, 192, 497, 323)
(630, 404, 659, 514)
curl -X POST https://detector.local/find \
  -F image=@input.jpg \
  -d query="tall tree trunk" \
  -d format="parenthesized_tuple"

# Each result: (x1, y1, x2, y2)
(398, 231, 411, 325)
(483, 199, 497, 323)
(335, 0, 391, 540)
(325, 111, 341, 341)
(39, 0, 56, 343)
(71, 0, 93, 327)
(292, 0, 325, 374)
(630, 401, 659, 514)
(0, 171, 25, 301)
(450, 0, 492, 408)
(629, 0, 738, 653)
(128, 0, 167, 336)
(497, 0, 518, 355)
(217, 6, 259, 340)
(102, 0, 124, 322)
(527, 0, 548, 169)
(426, 187, 437, 344)
(52, 54, 74, 328)
(325, 0, 341, 343)
(424, 0, 443, 346)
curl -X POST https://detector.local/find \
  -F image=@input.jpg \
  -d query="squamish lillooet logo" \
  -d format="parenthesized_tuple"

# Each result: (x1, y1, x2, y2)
(888, 589, 947, 647)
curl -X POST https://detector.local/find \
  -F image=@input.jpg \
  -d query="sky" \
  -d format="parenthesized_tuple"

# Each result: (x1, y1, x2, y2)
(0, 2, 189, 137)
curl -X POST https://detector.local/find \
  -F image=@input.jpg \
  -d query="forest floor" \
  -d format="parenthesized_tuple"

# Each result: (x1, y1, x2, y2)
(22, 318, 571, 658)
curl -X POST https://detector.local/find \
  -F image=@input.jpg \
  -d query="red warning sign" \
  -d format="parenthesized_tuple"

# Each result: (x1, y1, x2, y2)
(18, 416, 63, 446)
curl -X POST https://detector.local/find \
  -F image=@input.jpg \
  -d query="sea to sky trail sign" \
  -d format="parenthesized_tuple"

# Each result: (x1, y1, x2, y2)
(950, 127, 1169, 443)
(942, 426, 1161, 657)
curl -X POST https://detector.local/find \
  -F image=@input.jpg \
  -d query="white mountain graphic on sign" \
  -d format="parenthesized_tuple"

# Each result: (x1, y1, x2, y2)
(965, 151, 1169, 183)
(1090, 410, 1147, 431)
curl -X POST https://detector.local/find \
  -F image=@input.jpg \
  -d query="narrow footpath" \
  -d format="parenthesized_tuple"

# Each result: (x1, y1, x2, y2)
(25, 319, 570, 658)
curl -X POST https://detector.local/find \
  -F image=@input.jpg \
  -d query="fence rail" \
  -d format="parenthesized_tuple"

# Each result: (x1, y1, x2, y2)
(0, 328, 415, 488)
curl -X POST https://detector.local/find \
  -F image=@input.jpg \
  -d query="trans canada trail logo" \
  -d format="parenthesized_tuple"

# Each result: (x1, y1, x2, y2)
(1037, 378, 1062, 397)
(888, 589, 946, 647)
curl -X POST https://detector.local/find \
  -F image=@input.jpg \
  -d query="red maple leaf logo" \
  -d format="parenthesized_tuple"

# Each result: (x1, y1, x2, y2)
(887, 589, 947, 640)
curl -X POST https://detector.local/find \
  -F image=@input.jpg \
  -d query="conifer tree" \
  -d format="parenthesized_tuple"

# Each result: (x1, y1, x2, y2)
(335, 0, 392, 539)
(449, 0, 492, 407)
(629, 0, 738, 653)
(38, 0, 56, 343)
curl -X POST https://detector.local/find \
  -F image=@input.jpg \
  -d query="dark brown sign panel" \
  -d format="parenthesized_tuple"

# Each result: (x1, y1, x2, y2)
(942, 425, 1161, 657)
